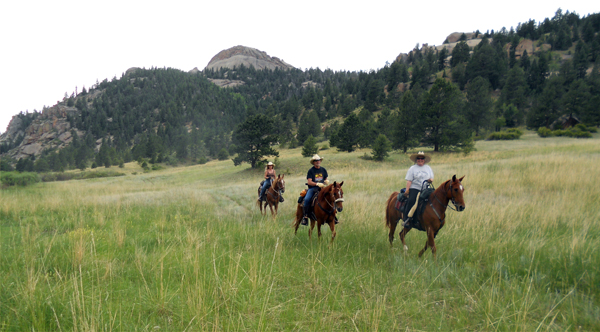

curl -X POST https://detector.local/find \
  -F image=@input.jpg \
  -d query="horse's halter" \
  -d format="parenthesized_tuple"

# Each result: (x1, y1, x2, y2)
(272, 177, 285, 194)
(329, 185, 344, 212)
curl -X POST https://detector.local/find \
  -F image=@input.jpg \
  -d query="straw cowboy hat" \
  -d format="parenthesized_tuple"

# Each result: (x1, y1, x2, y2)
(310, 154, 323, 164)
(409, 151, 431, 163)
(266, 162, 274, 167)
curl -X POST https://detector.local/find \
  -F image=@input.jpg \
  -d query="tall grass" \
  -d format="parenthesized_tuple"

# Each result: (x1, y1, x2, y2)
(1, 131, 599, 330)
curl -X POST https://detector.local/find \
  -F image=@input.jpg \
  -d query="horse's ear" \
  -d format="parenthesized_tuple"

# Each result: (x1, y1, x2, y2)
(339, 181, 344, 187)
(452, 174, 457, 182)
(332, 181, 337, 188)
(459, 175, 465, 182)
(281, 174, 284, 179)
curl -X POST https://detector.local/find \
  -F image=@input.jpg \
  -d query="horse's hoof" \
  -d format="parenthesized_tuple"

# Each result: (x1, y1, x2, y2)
(403, 245, 409, 251)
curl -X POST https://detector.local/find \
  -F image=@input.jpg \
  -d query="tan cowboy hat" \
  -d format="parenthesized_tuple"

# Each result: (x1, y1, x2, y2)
(409, 151, 431, 163)
(266, 162, 274, 167)
(310, 154, 323, 164)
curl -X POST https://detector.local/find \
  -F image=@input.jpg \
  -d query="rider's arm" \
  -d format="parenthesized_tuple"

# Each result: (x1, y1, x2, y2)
(307, 178, 317, 186)
(405, 180, 412, 195)
(264, 170, 269, 179)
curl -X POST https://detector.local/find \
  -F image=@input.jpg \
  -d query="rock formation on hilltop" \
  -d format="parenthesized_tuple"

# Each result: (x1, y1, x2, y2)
(205, 45, 295, 71)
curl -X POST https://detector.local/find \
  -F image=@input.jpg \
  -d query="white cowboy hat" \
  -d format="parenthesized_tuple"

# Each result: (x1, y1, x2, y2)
(266, 162, 274, 167)
(310, 154, 323, 164)
(409, 151, 431, 163)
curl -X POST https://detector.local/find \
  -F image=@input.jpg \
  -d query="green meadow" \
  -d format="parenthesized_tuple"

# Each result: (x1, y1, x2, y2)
(1, 131, 599, 331)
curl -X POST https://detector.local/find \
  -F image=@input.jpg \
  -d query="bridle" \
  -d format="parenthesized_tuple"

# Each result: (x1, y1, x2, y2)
(425, 180, 462, 224)
(317, 184, 344, 215)
(267, 177, 285, 200)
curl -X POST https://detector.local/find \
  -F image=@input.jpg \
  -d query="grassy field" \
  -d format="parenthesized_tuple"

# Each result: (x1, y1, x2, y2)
(1, 131, 599, 331)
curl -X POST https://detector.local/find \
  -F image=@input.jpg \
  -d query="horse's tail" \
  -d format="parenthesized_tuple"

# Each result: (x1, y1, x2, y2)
(385, 192, 399, 229)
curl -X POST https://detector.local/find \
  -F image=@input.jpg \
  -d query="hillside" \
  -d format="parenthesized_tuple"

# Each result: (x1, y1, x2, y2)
(1, 8, 599, 173)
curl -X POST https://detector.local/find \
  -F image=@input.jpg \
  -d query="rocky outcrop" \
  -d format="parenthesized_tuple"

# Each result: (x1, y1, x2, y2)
(0, 104, 82, 160)
(207, 78, 246, 88)
(444, 32, 478, 44)
(205, 45, 295, 71)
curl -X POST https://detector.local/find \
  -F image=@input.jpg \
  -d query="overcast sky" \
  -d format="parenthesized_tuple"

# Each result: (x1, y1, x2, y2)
(0, 1, 597, 133)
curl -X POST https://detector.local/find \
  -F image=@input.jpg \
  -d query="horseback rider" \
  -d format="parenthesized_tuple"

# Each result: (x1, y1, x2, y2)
(301, 154, 328, 225)
(403, 152, 434, 227)
(258, 162, 277, 202)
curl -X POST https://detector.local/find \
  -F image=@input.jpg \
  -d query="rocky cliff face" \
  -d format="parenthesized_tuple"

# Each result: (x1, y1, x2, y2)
(205, 45, 295, 71)
(0, 104, 83, 160)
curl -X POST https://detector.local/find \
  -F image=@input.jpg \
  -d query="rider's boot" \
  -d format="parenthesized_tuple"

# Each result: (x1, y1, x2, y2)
(301, 207, 309, 226)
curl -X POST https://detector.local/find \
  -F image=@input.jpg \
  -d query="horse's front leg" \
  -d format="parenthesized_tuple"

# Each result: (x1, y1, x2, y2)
(309, 219, 315, 240)
(268, 201, 275, 218)
(427, 227, 437, 259)
(327, 220, 336, 244)
(317, 222, 323, 239)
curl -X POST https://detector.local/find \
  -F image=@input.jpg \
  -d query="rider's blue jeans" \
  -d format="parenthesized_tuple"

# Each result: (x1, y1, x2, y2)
(303, 187, 319, 212)
(260, 178, 272, 198)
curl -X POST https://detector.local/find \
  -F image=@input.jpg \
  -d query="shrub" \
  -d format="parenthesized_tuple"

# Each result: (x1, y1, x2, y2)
(537, 127, 553, 137)
(537, 126, 593, 138)
(217, 148, 229, 160)
(487, 129, 523, 140)
(1, 171, 40, 187)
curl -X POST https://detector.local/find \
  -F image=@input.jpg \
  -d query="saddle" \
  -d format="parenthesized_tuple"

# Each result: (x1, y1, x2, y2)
(404, 186, 435, 231)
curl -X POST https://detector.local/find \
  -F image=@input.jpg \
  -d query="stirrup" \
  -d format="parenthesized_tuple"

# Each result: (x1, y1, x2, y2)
(301, 216, 309, 226)
(402, 217, 412, 228)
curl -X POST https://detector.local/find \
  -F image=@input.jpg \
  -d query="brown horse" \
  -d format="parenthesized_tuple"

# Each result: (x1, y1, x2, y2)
(258, 174, 285, 217)
(385, 175, 465, 258)
(293, 181, 344, 243)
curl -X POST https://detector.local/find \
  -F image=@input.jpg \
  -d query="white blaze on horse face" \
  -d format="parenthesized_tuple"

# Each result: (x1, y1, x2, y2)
(460, 185, 463, 191)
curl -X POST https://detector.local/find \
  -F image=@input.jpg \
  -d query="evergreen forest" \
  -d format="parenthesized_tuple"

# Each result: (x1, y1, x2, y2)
(2, 8, 600, 172)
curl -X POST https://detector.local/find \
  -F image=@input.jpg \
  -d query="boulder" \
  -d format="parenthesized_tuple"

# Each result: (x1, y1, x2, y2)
(20, 143, 43, 156)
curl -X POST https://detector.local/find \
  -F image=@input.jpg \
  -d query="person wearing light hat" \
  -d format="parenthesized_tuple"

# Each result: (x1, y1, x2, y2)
(403, 151, 434, 227)
(258, 161, 277, 202)
(302, 154, 329, 225)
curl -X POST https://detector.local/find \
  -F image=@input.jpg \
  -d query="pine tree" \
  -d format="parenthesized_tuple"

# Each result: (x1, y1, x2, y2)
(371, 134, 392, 161)
(335, 113, 362, 152)
(301, 135, 319, 157)
(466, 77, 494, 136)
(232, 114, 279, 168)
(420, 79, 471, 152)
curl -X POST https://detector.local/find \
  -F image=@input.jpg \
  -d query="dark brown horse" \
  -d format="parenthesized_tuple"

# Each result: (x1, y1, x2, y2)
(385, 175, 465, 258)
(293, 181, 344, 243)
(258, 174, 285, 218)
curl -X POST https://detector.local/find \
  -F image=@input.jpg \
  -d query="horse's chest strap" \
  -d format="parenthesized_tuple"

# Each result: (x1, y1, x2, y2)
(429, 201, 445, 225)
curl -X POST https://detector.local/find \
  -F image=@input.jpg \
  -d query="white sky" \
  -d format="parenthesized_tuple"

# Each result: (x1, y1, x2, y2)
(0, 1, 597, 133)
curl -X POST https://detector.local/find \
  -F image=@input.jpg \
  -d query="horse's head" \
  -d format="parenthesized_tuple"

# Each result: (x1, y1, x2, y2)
(329, 181, 344, 213)
(275, 174, 285, 193)
(447, 175, 465, 211)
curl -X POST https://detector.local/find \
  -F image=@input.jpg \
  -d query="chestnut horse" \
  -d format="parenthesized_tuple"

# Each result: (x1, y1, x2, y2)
(293, 181, 344, 243)
(385, 175, 465, 258)
(258, 174, 285, 217)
